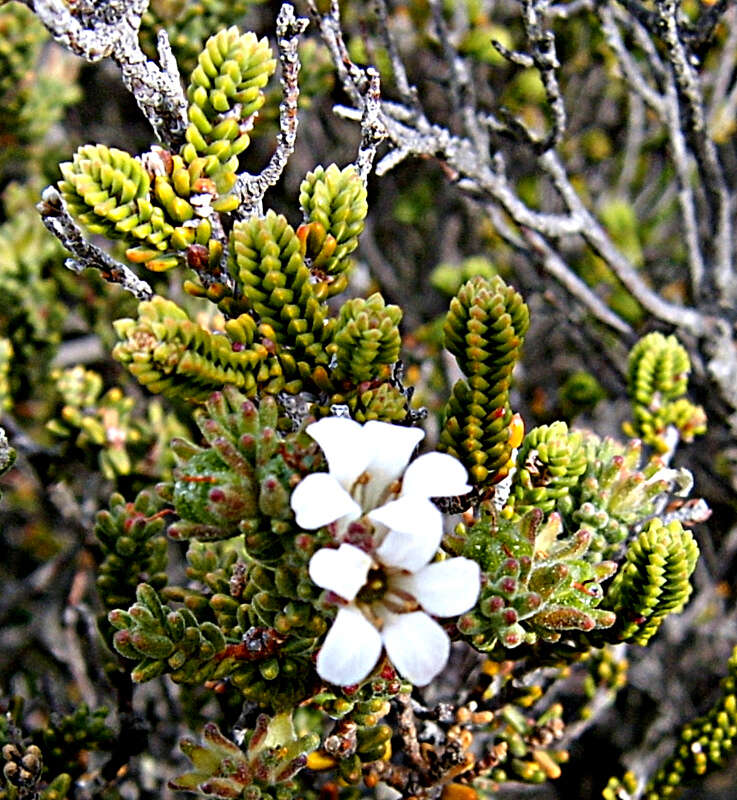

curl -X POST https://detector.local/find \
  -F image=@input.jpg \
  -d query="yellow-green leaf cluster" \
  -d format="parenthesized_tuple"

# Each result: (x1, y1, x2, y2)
(624, 332, 706, 451)
(603, 518, 699, 644)
(440, 275, 529, 490)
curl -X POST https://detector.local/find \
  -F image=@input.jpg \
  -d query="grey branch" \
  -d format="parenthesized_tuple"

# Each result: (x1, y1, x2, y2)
(37, 187, 153, 301)
(539, 150, 707, 335)
(374, 0, 420, 111)
(233, 3, 308, 219)
(520, 227, 633, 336)
(520, 0, 567, 150)
(655, 0, 735, 302)
(29, 0, 188, 149)
(354, 68, 387, 183)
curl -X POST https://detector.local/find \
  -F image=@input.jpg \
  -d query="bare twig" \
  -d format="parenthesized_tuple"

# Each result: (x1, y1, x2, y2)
(37, 187, 153, 301)
(354, 68, 387, 182)
(656, 0, 734, 301)
(598, 6, 664, 114)
(520, 227, 633, 336)
(539, 150, 707, 334)
(29, 0, 188, 148)
(305, 0, 366, 108)
(374, 0, 421, 110)
(520, 0, 567, 151)
(233, 4, 308, 218)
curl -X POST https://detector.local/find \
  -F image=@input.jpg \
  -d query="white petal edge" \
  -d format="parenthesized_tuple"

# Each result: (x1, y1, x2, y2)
(363, 421, 424, 487)
(309, 544, 372, 601)
(316, 606, 382, 686)
(291, 473, 361, 529)
(382, 611, 450, 686)
(401, 452, 471, 499)
(370, 497, 442, 571)
(306, 417, 371, 488)
(392, 557, 481, 617)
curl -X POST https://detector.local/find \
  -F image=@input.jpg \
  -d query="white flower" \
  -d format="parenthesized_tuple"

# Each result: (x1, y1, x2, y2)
(290, 418, 471, 571)
(308, 541, 480, 687)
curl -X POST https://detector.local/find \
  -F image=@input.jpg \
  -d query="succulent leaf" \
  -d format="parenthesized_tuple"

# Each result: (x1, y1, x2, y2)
(457, 509, 616, 652)
(170, 718, 318, 799)
(298, 164, 368, 295)
(59, 144, 161, 244)
(112, 296, 267, 403)
(439, 275, 529, 490)
(555, 433, 695, 562)
(640, 644, 737, 798)
(333, 293, 402, 384)
(230, 211, 333, 389)
(95, 491, 169, 615)
(602, 518, 699, 644)
(509, 422, 587, 517)
(158, 387, 319, 560)
(623, 332, 706, 451)
(110, 582, 227, 684)
(183, 27, 276, 193)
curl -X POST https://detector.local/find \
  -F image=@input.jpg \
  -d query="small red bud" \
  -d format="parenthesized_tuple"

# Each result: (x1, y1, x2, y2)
(488, 596, 505, 612)
(186, 244, 209, 271)
(503, 608, 518, 624)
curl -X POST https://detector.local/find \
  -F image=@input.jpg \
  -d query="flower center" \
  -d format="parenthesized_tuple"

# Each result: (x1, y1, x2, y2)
(355, 567, 421, 620)
(350, 471, 402, 516)
(356, 567, 388, 604)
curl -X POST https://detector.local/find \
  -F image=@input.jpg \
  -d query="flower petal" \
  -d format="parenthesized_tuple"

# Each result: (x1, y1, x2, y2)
(370, 497, 442, 571)
(363, 421, 424, 486)
(392, 557, 481, 616)
(291, 473, 361, 529)
(316, 606, 382, 686)
(401, 452, 471, 499)
(375, 528, 440, 573)
(309, 544, 372, 601)
(381, 611, 450, 686)
(306, 417, 371, 487)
